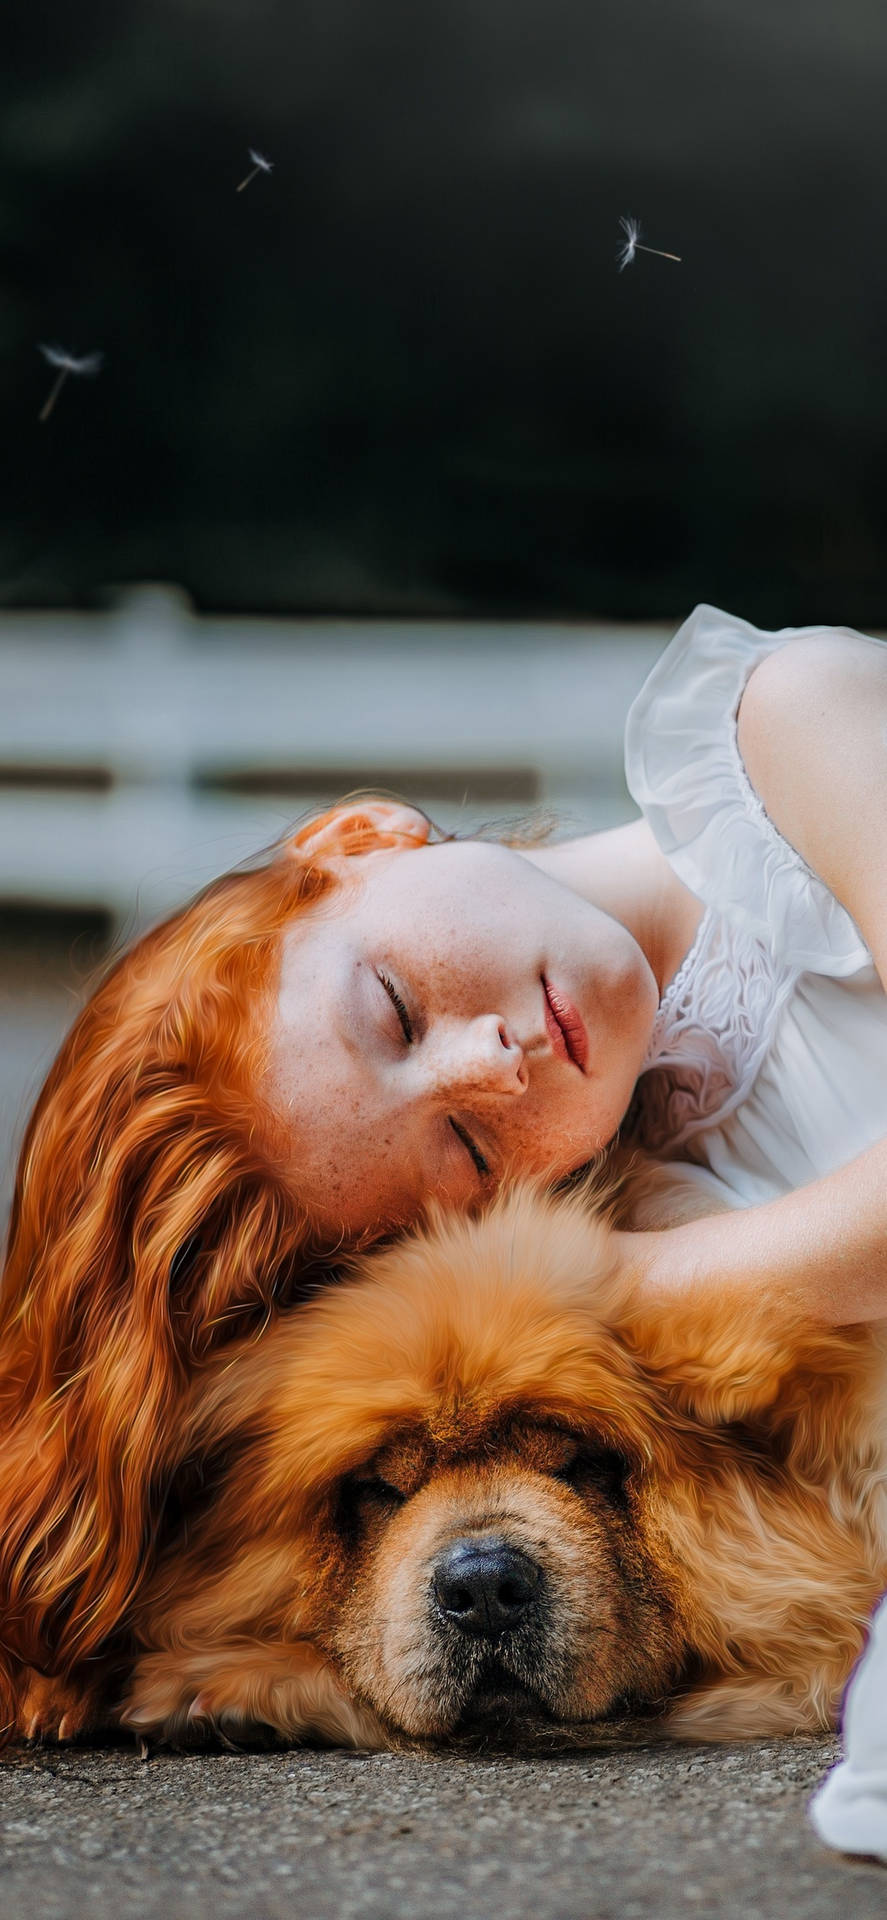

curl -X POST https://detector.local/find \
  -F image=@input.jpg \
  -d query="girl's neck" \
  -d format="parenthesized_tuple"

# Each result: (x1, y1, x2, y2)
(522, 819, 704, 1001)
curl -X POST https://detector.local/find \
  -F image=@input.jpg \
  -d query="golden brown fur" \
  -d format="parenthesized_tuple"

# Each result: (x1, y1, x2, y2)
(116, 1182, 887, 1749)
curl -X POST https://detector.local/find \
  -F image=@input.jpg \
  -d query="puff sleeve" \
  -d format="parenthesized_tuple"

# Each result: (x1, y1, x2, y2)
(624, 604, 872, 977)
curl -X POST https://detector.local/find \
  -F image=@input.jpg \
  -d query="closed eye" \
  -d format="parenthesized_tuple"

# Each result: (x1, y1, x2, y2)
(337, 1473, 407, 1543)
(449, 1116, 490, 1179)
(353, 1475, 407, 1508)
(378, 970, 413, 1045)
(554, 1445, 630, 1506)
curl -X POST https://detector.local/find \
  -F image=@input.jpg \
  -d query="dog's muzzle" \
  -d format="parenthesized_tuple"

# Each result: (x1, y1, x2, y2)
(432, 1537, 542, 1639)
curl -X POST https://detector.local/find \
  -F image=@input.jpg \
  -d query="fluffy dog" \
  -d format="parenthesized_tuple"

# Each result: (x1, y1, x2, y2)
(119, 1183, 887, 1749)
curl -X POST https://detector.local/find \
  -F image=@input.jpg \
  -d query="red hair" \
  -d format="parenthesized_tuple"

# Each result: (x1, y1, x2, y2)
(0, 819, 367, 1734)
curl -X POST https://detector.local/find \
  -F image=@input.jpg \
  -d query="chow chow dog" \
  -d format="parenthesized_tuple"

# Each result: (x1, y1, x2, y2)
(117, 1181, 887, 1750)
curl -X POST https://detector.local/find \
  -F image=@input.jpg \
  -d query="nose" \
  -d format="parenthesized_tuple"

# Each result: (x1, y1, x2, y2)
(433, 1538, 542, 1638)
(430, 1015, 528, 1100)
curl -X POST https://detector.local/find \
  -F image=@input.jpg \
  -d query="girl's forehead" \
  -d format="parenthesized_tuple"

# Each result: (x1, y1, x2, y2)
(350, 836, 533, 914)
(280, 839, 527, 955)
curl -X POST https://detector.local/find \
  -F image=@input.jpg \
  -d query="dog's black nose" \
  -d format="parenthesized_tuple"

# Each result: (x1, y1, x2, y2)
(433, 1538, 541, 1637)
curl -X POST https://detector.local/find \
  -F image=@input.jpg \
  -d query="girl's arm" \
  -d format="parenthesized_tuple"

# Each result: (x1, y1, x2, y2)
(621, 629, 887, 1325)
(620, 1133, 887, 1322)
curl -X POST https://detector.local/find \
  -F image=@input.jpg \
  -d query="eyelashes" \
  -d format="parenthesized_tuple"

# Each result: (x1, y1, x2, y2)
(378, 970, 413, 1045)
(449, 1117, 490, 1179)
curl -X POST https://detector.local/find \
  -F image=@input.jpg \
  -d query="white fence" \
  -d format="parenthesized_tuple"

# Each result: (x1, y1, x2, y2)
(1, 586, 671, 928)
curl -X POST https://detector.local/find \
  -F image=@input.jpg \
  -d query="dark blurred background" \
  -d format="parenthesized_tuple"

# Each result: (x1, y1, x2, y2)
(4, 0, 887, 623)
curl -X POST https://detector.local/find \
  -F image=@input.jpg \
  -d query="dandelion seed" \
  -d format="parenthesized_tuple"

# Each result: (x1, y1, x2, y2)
(37, 344, 104, 422)
(237, 147, 274, 193)
(617, 215, 681, 272)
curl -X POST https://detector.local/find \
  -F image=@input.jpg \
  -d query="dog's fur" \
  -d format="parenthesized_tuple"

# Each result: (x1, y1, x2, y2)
(115, 1181, 887, 1750)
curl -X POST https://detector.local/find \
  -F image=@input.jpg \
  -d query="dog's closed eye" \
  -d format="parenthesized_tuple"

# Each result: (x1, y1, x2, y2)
(342, 1474, 409, 1519)
(552, 1444, 631, 1507)
(353, 1475, 408, 1508)
(335, 1473, 407, 1546)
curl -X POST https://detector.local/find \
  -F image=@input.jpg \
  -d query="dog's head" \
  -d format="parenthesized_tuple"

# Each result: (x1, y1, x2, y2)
(154, 1186, 869, 1743)
(325, 1413, 680, 1740)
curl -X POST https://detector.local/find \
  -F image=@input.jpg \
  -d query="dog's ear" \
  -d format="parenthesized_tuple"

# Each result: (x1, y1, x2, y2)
(621, 1290, 869, 1427)
(158, 1323, 304, 1475)
(605, 1157, 869, 1426)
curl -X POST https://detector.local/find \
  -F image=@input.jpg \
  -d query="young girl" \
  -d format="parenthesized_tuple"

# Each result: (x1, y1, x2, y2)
(1, 604, 885, 1856)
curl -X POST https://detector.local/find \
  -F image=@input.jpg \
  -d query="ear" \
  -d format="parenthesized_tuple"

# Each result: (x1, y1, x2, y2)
(623, 1289, 867, 1428)
(289, 799, 432, 861)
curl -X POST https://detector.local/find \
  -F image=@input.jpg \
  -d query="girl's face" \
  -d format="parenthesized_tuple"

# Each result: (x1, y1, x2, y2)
(266, 838, 658, 1240)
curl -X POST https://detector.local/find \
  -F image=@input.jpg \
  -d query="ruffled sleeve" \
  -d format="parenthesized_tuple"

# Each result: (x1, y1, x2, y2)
(624, 604, 872, 977)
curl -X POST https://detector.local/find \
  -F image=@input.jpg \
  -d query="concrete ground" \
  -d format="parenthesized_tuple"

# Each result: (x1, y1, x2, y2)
(1, 1732, 884, 1920)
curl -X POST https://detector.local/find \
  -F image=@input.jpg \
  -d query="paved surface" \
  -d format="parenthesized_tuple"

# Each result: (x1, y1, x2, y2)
(0, 1733, 883, 1920)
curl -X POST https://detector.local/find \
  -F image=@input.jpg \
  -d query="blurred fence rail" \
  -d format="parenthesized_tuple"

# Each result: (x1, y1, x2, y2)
(1, 586, 670, 929)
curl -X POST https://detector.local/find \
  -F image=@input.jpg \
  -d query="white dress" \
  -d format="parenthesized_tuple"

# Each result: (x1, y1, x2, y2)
(624, 603, 887, 1863)
(624, 602, 887, 1206)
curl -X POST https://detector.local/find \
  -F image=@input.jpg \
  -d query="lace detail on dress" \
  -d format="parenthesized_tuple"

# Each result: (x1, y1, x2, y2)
(630, 907, 799, 1157)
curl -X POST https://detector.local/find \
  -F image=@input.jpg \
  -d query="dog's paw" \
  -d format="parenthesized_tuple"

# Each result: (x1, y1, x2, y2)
(664, 1675, 831, 1741)
(17, 1668, 102, 1745)
(121, 1642, 390, 1751)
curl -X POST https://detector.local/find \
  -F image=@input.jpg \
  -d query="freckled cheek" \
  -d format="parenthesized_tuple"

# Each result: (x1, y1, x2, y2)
(298, 1097, 422, 1235)
(499, 1093, 608, 1177)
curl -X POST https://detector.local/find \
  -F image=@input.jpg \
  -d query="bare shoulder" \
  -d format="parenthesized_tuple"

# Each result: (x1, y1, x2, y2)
(737, 629, 887, 969)
(738, 630, 887, 753)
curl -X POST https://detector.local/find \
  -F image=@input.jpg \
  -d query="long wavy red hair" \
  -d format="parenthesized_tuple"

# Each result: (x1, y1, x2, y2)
(0, 805, 405, 1736)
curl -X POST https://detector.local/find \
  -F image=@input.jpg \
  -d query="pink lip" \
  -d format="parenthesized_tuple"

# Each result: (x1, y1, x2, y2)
(542, 977, 589, 1073)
